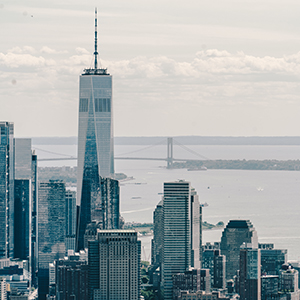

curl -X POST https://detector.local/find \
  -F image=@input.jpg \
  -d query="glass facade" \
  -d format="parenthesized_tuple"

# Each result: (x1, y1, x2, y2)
(220, 220, 258, 280)
(38, 180, 66, 300)
(65, 190, 76, 253)
(77, 71, 116, 250)
(0, 122, 14, 259)
(163, 181, 201, 300)
(13, 138, 32, 261)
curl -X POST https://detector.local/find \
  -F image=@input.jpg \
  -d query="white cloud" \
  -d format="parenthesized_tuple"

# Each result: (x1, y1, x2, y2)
(1, 48, 300, 136)
(40, 46, 68, 54)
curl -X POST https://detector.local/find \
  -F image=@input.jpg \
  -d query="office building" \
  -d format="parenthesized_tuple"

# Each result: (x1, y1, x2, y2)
(13, 138, 38, 287)
(220, 220, 258, 280)
(30, 151, 38, 286)
(239, 244, 261, 300)
(261, 248, 287, 276)
(152, 199, 163, 268)
(163, 180, 201, 300)
(38, 181, 66, 300)
(65, 190, 76, 253)
(76, 9, 115, 250)
(279, 264, 299, 298)
(0, 122, 14, 259)
(14, 139, 32, 260)
(54, 254, 88, 300)
(0, 277, 6, 300)
(77, 176, 120, 250)
(261, 275, 279, 300)
(172, 269, 201, 300)
(202, 250, 226, 289)
(88, 229, 141, 300)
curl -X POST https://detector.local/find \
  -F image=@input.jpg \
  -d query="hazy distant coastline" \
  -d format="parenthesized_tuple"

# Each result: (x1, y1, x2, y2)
(31, 136, 300, 146)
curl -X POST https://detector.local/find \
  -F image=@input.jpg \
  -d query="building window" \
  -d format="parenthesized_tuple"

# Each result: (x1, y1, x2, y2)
(95, 98, 111, 112)
(79, 98, 88, 112)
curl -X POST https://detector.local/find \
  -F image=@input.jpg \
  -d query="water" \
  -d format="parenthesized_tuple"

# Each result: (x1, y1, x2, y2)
(33, 144, 300, 261)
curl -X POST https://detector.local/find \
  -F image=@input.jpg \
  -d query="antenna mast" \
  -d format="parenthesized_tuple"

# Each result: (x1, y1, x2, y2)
(94, 8, 98, 69)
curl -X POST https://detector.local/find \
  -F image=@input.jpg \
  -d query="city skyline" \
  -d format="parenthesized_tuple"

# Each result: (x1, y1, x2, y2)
(1, 1, 300, 137)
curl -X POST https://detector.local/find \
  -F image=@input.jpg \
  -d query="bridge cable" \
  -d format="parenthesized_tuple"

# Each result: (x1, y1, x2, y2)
(32, 146, 76, 158)
(173, 139, 210, 160)
(115, 139, 166, 157)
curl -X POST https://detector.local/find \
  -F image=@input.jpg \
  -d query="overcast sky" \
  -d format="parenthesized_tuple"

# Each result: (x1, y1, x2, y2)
(1, 0, 300, 137)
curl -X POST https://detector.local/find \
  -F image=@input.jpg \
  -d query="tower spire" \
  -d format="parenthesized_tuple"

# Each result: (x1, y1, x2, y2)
(94, 7, 98, 69)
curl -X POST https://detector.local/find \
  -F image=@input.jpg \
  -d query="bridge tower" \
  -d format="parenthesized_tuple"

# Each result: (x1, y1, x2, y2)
(167, 137, 173, 169)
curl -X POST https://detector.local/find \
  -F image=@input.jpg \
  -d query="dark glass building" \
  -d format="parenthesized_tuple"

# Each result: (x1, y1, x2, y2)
(239, 244, 261, 300)
(261, 249, 287, 276)
(220, 220, 258, 280)
(38, 180, 66, 300)
(54, 255, 88, 300)
(0, 122, 14, 259)
(14, 138, 33, 261)
(65, 190, 76, 253)
(152, 199, 163, 268)
(77, 176, 120, 250)
(202, 249, 226, 289)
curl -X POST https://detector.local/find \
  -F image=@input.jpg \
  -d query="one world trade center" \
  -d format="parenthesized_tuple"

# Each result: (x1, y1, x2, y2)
(76, 9, 117, 250)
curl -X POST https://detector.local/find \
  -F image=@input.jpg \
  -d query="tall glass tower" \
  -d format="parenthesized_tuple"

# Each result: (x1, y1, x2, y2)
(0, 122, 14, 259)
(77, 9, 115, 250)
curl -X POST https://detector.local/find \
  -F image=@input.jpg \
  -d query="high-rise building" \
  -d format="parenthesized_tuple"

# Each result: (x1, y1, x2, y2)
(202, 249, 226, 289)
(279, 264, 299, 298)
(65, 190, 76, 253)
(261, 275, 279, 300)
(0, 122, 14, 259)
(172, 269, 201, 300)
(13, 138, 38, 287)
(239, 244, 261, 300)
(31, 151, 38, 287)
(152, 199, 163, 268)
(76, 10, 116, 251)
(163, 180, 201, 300)
(261, 248, 287, 276)
(54, 254, 88, 300)
(88, 229, 141, 300)
(220, 220, 258, 280)
(14, 138, 32, 260)
(38, 180, 66, 300)
(77, 176, 120, 250)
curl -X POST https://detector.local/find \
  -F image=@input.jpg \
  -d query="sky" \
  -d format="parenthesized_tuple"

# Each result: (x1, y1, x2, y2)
(1, 0, 300, 137)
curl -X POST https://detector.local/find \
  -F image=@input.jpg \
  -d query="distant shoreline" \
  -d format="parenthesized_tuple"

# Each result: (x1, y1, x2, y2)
(172, 159, 300, 171)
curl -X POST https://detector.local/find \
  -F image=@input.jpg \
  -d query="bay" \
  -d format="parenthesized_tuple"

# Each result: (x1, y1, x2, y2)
(33, 144, 300, 261)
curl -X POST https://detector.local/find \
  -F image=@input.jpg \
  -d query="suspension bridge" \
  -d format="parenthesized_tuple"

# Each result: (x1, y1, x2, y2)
(36, 137, 209, 168)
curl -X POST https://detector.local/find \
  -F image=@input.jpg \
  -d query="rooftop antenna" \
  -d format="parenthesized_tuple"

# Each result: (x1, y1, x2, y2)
(94, 7, 98, 69)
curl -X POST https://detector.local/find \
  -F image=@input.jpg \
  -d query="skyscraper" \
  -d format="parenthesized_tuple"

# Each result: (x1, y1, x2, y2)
(88, 229, 141, 300)
(152, 199, 163, 268)
(38, 180, 66, 300)
(14, 138, 32, 260)
(77, 9, 115, 251)
(163, 180, 201, 300)
(220, 220, 258, 280)
(0, 122, 14, 259)
(239, 244, 261, 300)
(65, 190, 76, 253)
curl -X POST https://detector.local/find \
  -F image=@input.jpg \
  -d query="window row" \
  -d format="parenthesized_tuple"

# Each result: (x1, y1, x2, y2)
(79, 98, 111, 112)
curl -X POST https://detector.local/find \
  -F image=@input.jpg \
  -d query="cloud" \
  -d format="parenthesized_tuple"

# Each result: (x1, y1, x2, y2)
(40, 46, 68, 54)
(0, 52, 56, 68)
